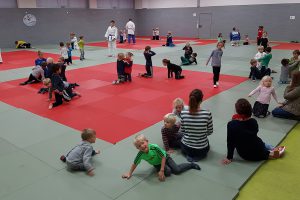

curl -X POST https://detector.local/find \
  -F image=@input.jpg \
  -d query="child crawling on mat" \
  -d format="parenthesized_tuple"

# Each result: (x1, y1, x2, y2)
(60, 128, 100, 176)
(122, 134, 200, 182)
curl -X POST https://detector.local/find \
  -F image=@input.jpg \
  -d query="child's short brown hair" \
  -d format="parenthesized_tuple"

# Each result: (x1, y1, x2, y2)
(250, 59, 257, 65)
(173, 98, 184, 108)
(59, 42, 64, 47)
(265, 47, 272, 53)
(293, 49, 300, 55)
(79, 36, 84, 39)
(145, 46, 151, 51)
(281, 58, 289, 66)
(235, 98, 252, 118)
(81, 128, 96, 140)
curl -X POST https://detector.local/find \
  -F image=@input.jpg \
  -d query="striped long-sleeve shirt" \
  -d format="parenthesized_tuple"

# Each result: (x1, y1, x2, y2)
(180, 109, 213, 149)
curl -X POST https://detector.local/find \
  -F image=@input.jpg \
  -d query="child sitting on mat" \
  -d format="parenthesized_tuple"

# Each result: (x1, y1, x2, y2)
(162, 31, 175, 47)
(182, 42, 193, 59)
(60, 128, 100, 176)
(181, 53, 198, 65)
(124, 52, 133, 82)
(161, 113, 182, 154)
(20, 62, 47, 85)
(140, 46, 156, 78)
(248, 75, 281, 118)
(172, 98, 188, 121)
(122, 134, 200, 182)
(162, 59, 184, 79)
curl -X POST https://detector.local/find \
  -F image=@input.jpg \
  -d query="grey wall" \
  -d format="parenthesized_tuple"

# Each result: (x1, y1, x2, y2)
(0, 8, 135, 48)
(136, 4, 300, 41)
(1, 4, 299, 48)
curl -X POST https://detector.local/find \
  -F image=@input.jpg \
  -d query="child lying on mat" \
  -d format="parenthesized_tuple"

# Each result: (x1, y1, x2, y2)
(122, 134, 200, 182)
(60, 128, 100, 176)
(161, 113, 182, 154)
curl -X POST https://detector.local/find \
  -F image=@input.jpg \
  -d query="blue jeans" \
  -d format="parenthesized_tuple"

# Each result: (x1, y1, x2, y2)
(272, 107, 296, 119)
(264, 143, 274, 151)
(128, 34, 136, 43)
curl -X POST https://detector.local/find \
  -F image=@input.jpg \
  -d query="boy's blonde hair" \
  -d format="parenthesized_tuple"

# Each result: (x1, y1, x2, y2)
(133, 134, 147, 146)
(173, 98, 184, 108)
(43, 78, 51, 86)
(81, 128, 96, 140)
(163, 113, 176, 125)
(260, 75, 272, 86)
(46, 57, 53, 64)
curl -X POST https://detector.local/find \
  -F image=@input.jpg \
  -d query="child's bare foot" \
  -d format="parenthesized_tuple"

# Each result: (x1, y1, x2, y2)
(95, 150, 100, 154)
(76, 92, 81, 97)
(48, 103, 53, 109)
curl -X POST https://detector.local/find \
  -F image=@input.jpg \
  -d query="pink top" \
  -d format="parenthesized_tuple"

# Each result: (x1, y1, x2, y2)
(249, 86, 278, 104)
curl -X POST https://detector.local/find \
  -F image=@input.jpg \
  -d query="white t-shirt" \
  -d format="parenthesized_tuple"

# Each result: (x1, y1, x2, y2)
(105, 26, 118, 41)
(254, 52, 266, 60)
(60, 47, 68, 59)
(125, 21, 135, 35)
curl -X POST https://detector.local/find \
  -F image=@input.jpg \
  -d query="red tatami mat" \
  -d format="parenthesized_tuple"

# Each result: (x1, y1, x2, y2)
(0, 50, 79, 71)
(0, 63, 247, 143)
(271, 42, 300, 50)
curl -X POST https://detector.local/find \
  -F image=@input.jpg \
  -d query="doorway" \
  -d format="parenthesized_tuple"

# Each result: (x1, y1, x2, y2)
(197, 13, 212, 39)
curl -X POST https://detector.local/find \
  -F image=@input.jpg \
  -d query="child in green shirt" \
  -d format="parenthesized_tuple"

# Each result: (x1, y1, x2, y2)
(258, 47, 273, 75)
(122, 134, 200, 181)
(78, 36, 85, 61)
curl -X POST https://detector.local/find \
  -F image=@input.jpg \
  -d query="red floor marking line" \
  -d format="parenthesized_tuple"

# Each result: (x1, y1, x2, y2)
(0, 63, 247, 143)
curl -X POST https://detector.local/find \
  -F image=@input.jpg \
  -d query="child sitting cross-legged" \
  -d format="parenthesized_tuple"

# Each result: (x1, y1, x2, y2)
(122, 134, 200, 182)
(60, 128, 100, 176)
(161, 113, 182, 154)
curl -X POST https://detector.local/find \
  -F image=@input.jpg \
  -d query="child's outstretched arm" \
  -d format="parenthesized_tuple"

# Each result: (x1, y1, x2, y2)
(206, 56, 211, 66)
(248, 86, 261, 97)
(158, 156, 166, 181)
(122, 164, 137, 180)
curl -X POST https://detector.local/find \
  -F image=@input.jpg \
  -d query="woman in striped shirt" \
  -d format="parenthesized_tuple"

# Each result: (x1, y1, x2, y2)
(180, 89, 213, 162)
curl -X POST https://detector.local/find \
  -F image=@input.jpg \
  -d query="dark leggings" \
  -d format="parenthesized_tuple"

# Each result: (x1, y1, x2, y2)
(52, 92, 63, 108)
(145, 65, 153, 76)
(181, 142, 210, 161)
(212, 66, 221, 85)
(154, 156, 194, 176)
(24, 74, 40, 84)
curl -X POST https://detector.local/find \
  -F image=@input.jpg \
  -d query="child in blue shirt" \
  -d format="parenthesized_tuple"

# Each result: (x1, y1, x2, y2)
(66, 42, 72, 65)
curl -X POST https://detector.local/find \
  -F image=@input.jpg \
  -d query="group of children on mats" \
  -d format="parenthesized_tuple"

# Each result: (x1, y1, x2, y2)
(60, 87, 288, 179)
(19, 50, 81, 109)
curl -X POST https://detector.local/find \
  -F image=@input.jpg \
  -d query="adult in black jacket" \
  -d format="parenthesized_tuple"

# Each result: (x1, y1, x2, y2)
(222, 98, 285, 165)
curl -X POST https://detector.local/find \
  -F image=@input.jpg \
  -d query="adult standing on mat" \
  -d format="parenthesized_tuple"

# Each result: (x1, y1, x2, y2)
(180, 89, 213, 162)
(272, 71, 300, 120)
(105, 20, 118, 57)
(125, 19, 136, 44)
